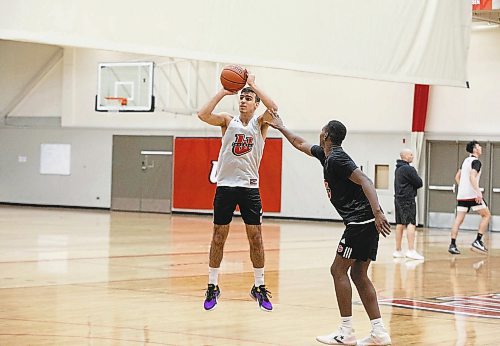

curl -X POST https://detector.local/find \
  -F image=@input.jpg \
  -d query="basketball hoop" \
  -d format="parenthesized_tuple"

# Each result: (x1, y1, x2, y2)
(105, 96, 128, 106)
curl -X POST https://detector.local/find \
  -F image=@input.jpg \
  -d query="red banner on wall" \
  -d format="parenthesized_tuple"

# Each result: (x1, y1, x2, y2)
(472, 0, 492, 10)
(412, 84, 429, 132)
(173, 137, 282, 212)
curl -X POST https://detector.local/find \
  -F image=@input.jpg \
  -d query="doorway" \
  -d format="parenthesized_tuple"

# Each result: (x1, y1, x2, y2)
(111, 135, 173, 213)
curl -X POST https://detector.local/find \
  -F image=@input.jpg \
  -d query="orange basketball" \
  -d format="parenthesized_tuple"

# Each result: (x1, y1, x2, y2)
(220, 65, 248, 92)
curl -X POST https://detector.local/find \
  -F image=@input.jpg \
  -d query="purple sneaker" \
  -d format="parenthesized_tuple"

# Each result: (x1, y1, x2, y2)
(203, 284, 220, 311)
(250, 285, 273, 311)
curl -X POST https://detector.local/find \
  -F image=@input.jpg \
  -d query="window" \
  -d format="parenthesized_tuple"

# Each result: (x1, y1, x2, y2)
(375, 164, 389, 189)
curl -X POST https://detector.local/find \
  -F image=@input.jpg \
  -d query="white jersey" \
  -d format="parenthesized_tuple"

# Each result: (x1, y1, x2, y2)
(457, 155, 482, 200)
(216, 115, 264, 188)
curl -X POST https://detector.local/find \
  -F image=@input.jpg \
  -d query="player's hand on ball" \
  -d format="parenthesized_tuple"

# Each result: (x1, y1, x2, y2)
(221, 88, 237, 96)
(246, 73, 255, 86)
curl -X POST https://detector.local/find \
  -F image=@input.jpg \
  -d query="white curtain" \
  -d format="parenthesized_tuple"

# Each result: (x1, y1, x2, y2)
(0, 0, 471, 86)
(410, 131, 425, 172)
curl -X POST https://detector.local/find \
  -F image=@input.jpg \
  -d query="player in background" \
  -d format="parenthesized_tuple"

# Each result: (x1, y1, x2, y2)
(449, 140, 490, 255)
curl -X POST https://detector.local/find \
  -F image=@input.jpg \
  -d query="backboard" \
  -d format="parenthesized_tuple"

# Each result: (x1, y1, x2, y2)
(95, 62, 154, 112)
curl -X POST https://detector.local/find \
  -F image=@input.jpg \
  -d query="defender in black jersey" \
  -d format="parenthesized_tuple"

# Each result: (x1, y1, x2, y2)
(267, 114, 392, 346)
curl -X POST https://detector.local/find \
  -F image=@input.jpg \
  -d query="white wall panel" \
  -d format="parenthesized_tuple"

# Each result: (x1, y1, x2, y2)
(0, 0, 470, 86)
(427, 25, 500, 135)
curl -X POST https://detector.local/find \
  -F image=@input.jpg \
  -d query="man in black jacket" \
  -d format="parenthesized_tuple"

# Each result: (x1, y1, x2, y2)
(393, 149, 423, 260)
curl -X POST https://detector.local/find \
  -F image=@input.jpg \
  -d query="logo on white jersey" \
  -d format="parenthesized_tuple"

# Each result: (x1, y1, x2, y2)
(232, 134, 254, 156)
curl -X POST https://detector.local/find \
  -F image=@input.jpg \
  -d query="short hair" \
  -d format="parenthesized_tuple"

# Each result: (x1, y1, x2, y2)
(325, 120, 347, 145)
(466, 140, 479, 153)
(240, 87, 260, 103)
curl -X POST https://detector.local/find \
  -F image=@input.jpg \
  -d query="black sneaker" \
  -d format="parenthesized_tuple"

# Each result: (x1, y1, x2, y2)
(203, 284, 220, 311)
(448, 244, 461, 255)
(471, 239, 488, 253)
(250, 285, 273, 311)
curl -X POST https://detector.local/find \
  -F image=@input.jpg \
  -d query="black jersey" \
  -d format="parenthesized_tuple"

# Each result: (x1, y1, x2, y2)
(311, 145, 374, 224)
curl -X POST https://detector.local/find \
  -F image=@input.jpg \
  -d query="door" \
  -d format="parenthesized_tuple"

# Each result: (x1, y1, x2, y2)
(111, 135, 173, 213)
(426, 141, 491, 230)
(426, 141, 459, 228)
(490, 144, 500, 231)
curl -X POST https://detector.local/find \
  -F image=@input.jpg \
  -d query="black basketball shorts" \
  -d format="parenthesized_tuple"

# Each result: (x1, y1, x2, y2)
(394, 198, 416, 225)
(456, 198, 487, 212)
(336, 221, 379, 261)
(213, 186, 263, 225)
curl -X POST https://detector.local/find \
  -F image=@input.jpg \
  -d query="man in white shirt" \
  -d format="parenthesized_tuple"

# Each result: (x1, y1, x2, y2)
(197, 74, 278, 311)
(449, 140, 490, 255)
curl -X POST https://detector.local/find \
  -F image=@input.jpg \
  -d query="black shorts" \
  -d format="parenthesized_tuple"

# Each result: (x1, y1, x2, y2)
(394, 198, 416, 225)
(336, 222, 379, 261)
(457, 198, 487, 212)
(213, 186, 263, 225)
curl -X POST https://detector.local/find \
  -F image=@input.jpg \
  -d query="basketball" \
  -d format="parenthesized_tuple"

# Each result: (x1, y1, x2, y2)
(220, 65, 248, 92)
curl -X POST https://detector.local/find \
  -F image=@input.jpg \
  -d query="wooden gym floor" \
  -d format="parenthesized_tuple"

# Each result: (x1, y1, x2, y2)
(0, 205, 499, 345)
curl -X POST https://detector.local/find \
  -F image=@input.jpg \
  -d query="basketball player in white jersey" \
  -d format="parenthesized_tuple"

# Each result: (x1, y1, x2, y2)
(449, 140, 490, 255)
(197, 74, 278, 311)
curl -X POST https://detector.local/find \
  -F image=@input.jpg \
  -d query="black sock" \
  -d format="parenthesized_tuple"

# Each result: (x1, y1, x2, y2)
(476, 233, 483, 241)
(451, 238, 456, 246)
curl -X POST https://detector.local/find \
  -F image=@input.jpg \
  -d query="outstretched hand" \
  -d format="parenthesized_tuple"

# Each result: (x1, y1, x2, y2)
(264, 110, 284, 129)
(374, 211, 391, 237)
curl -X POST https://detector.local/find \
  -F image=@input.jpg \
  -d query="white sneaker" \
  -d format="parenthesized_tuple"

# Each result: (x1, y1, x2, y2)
(405, 250, 424, 260)
(316, 327, 357, 345)
(357, 331, 391, 345)
(471, 239, 488, 253)
(392, 250, 405, 258)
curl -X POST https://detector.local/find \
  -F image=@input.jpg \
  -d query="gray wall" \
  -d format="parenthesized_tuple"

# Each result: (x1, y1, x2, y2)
(0, 125, 409, 223)
(0, 128, 112, 207)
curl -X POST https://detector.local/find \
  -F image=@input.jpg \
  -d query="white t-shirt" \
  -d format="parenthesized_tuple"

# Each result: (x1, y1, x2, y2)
(457, 155, 482, 200)
(216, 115, 264, 188)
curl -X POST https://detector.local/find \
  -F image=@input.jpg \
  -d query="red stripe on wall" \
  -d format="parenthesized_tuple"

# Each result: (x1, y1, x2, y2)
(412, 84, 429, 132)
(472, 0, 492, 11)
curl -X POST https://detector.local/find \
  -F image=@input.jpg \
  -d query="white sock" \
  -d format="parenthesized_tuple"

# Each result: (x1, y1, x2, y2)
(340, 316, 353, 330)
(208, 267, 219, 286)
(254, 267, 264, 287)
(370, 318, 386, 332)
